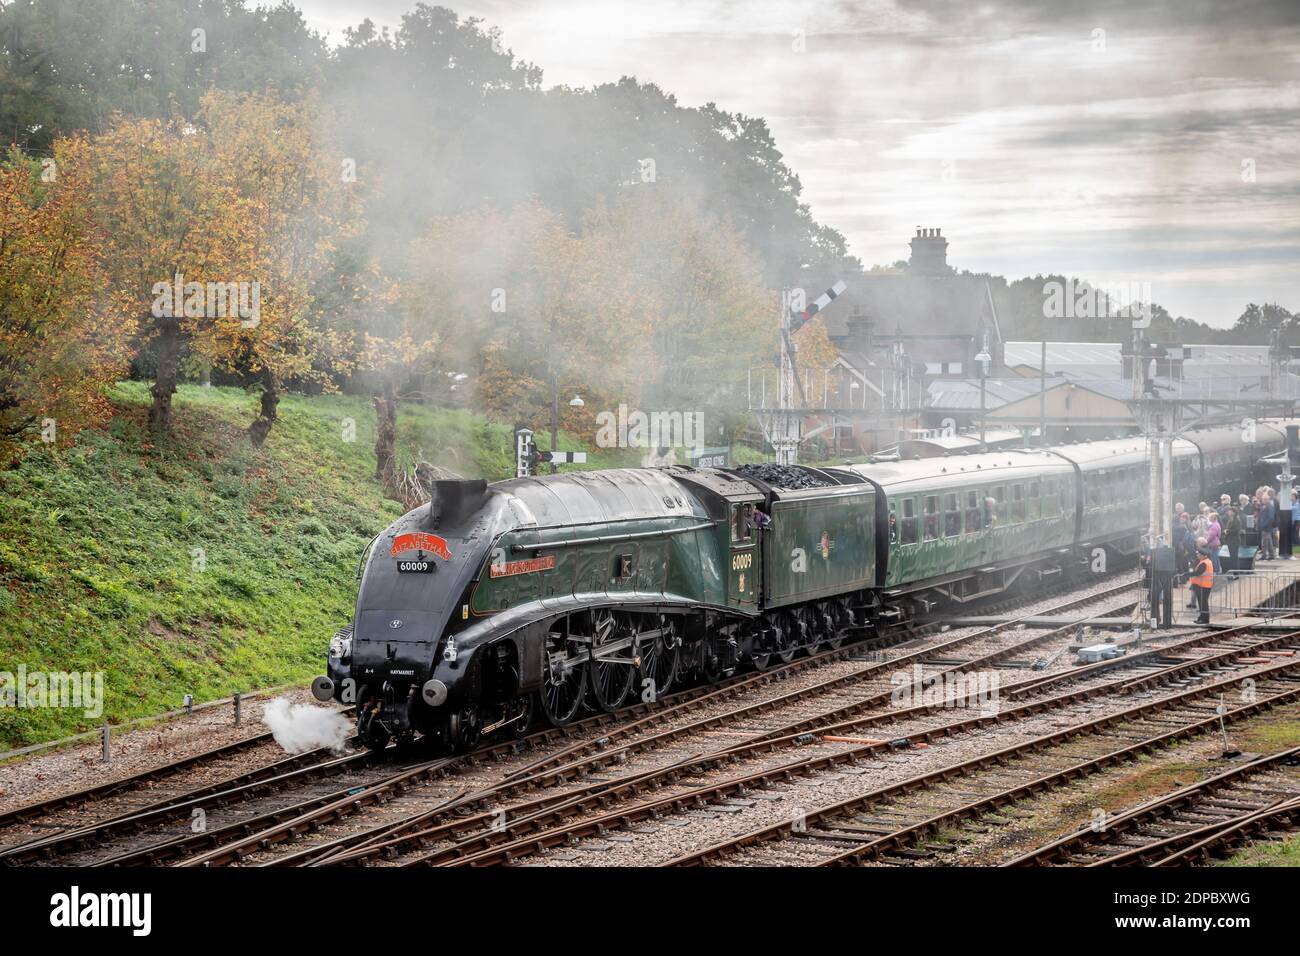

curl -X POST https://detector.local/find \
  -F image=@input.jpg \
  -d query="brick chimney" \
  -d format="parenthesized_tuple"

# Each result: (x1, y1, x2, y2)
(908, 227, 951, 276)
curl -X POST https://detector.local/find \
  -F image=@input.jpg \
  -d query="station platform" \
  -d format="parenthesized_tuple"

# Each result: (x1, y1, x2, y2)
(937, 614, 1294, 631)
(941, 557, 1300, 632)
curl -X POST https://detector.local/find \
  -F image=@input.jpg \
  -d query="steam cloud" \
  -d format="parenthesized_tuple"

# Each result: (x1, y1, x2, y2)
(262, 697, 352, 754)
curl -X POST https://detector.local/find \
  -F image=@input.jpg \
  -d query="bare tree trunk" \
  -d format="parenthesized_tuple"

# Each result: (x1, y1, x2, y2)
(149, 319, 182, 433)
(248, 368, 280, 447)
(374, 382, 397, 484)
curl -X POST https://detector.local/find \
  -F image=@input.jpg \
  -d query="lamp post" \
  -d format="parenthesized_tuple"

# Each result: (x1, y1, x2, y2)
(975, 345, 992, 450)
(548, 372, 584, 474)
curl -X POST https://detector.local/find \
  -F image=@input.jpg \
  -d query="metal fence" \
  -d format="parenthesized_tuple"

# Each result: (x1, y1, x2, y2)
(1208, 569, 1300, 618)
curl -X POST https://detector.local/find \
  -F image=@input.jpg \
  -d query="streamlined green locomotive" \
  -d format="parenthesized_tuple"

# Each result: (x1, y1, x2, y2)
(314, 421, 1294, 751)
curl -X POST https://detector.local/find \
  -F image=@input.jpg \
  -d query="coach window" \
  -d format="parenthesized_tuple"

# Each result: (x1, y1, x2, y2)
(923, 495, 939, 541)
(1011, 484, 1025, 522)
(1027, 480, 1040, 520)
(901, 497, 918, 544)
(1087, 474, 1099, 508)
(964, 490, 980, 533)
(1043, 478, 1058, 516)
(944, 493, 961, 537)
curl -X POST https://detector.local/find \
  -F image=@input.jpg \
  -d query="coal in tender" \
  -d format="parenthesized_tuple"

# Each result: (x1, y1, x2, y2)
(733, 463, 834, 490)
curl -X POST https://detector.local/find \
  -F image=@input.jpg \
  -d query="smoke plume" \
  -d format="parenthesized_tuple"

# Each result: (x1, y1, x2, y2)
(262, 697, 352, 754)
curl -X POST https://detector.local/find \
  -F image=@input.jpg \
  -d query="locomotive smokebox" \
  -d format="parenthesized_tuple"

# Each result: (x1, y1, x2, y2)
(428, 479, 489, 529)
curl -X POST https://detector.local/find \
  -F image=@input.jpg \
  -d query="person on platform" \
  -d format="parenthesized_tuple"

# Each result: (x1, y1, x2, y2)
(1188, 535, 1209, 609)
(1224, 506, 1244, 574)
(1284, 489, 1294, 556)
(1175, 512, 1193, 581)
(1206, 512, 1222, 573)
(1190, 545, 1214, 625)
(1259, 492, 1278, 560)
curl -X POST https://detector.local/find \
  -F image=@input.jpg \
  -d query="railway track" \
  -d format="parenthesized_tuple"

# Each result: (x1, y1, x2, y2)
(0, 615, 928, 866)
(1144, 796, 1300, 865)
(328, 594, 1272, 867)
(0, 571, 1141, 867)
(232, 581, 1141, 866)
(2, 628, 902, 866)
(389, 627, 1292, 867)
(661, 660, 1300, 866)
(1006, 745, 1300, 866)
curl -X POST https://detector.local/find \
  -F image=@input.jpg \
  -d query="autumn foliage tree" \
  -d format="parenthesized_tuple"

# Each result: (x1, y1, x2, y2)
(0, 137, 128, 463)
(90, 110, 256, 433)
(88, 92, 357, 441)
(199, 90, 362, 445)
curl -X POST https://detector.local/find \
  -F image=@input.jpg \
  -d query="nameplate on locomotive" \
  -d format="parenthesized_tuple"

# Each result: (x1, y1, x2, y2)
(490, 555, 557, 578)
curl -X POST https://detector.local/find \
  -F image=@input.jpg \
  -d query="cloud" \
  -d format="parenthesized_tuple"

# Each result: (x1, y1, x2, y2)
(291, 0, 1300, 325)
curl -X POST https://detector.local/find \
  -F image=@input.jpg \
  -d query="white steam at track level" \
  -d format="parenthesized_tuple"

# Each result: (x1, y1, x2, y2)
(262, 697, 352, 754)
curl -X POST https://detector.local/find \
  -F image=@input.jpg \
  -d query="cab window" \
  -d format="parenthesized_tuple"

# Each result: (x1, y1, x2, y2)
(730, 504, 753, 544)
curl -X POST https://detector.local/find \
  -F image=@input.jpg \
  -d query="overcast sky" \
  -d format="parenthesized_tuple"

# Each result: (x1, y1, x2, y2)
(293, 0, 1299, 328)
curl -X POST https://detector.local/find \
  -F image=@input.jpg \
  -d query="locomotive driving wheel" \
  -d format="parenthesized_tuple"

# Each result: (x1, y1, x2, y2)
(447, 705, 481, 752)
(538, 623, 585, 726)
(636, 614, 681, 700)
(586, 609, 636, 712)
(824, 598, 854, 650)
(775, 611, 800, 662)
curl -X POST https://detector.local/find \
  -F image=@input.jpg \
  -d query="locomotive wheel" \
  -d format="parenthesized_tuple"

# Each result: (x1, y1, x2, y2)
(751, 626, 777, 670)
(637, 615, 681, 700)
(776, 613, 798, 663)
(538, 656, 585, 726)
(506, 694, 535, 739)
(358, 707, 391, 751)
(825, 599, 853, 650)
(587, 610, 635, 712)
(447, 705, 481, 753)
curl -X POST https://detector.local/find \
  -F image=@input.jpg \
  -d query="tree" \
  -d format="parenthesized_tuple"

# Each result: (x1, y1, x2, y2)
(0, 137, 127, 462)
(90, 112, 257, 433)
(0, 0, 327, 150)
(198, 90, 361, 445)
(1232, 302, 1296, 344)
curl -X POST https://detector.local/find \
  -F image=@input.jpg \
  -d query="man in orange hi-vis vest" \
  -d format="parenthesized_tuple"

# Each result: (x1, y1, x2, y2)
(1190, 546, 1214, 625)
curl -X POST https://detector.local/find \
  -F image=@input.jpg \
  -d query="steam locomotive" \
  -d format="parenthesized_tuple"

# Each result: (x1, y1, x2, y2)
(313, 421, 1295, 751)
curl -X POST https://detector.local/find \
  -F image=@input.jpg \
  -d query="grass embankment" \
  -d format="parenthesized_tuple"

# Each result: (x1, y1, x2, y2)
(0, 383, 652, 748)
